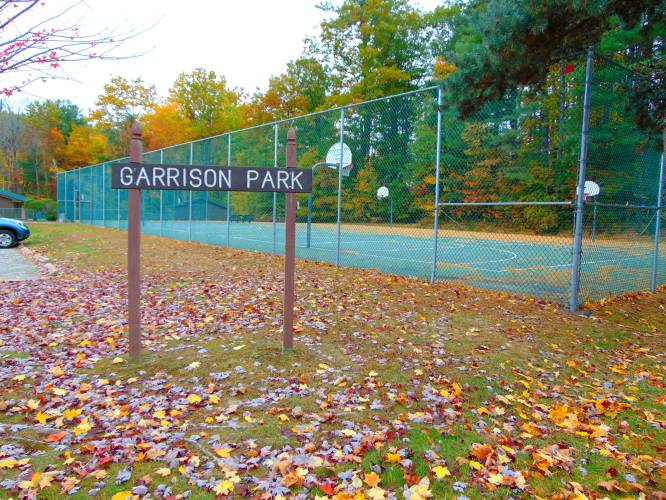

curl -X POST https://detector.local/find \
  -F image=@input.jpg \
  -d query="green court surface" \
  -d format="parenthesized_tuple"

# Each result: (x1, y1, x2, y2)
(93, 219, 664, 303)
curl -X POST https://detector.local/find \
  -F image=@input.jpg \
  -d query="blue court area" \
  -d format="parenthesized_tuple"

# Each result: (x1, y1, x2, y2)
(98, 219, 663, 303)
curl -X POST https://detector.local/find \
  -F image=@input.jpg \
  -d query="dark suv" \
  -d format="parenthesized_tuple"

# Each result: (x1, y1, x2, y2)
(0, 218, 30, 248)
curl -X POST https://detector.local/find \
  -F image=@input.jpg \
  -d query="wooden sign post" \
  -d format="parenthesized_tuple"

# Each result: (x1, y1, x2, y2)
(128, 122, 142, 361)
(113, 125, 309, 358)
(283, 128, 297, 351)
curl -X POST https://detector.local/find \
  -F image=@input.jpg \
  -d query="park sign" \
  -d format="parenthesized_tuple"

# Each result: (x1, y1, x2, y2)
(113, 121, 302, 360)
(112, 164, 312, 193)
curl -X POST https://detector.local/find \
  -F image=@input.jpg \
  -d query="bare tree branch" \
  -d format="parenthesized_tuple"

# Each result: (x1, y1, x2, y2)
(0, 0, 153, 96)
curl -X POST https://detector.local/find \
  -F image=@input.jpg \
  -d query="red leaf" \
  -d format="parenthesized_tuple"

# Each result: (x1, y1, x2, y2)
(44, 431, 68, 442)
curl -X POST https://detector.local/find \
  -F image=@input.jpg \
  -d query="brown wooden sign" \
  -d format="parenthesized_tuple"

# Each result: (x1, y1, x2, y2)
(114, 122, 301, 360)
(112, 164, 312, 193)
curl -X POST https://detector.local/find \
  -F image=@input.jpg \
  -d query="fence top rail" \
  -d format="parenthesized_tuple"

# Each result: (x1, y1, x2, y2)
(57, 85, 440, 175)
(438, 201, 573, 207)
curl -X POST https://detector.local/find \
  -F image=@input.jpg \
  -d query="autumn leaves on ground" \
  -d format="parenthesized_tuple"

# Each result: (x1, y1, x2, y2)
(0, 224, 664, 499)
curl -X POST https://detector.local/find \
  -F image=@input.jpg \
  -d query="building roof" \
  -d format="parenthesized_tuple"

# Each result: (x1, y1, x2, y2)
(0, 190, 28, 202)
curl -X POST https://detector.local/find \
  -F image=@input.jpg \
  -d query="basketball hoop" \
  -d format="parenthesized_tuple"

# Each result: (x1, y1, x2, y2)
(584, 180, 600, 200)
(325, 142, 353, 177)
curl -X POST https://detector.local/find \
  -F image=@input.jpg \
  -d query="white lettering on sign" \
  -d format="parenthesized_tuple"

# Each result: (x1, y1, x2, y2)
(153, 167, 166, 187)
(120, 166, 133, 186)
(261, 170, 276, 189)
(204, 169, 217, 188)
(112, 164, 312, 192)
(291, 171, 303, 190)
(247, 170, 259, 188)
(190, 168, 202, 188)
(277, 170, 289, 190)
(220, 169, 231, 189)
(167, 168, 179, 187)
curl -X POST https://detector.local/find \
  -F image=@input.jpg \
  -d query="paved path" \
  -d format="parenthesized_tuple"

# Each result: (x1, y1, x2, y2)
(0, 248, 40, 281)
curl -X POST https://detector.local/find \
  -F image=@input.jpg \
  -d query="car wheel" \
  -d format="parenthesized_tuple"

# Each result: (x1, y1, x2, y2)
(0, 230, 17, 249)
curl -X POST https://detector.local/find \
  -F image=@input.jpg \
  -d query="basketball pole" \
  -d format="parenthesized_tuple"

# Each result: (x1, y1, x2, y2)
(273, 124, 279, 256)
(651, 153, 664, 292)
(335, 109, 345, 266)
(430, 86, 443, 284)
(569, 45, 594, 312)
(226, 134, 231, 245)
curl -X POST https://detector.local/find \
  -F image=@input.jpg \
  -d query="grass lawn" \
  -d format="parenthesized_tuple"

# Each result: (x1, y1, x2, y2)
(0, 222, 664, 499)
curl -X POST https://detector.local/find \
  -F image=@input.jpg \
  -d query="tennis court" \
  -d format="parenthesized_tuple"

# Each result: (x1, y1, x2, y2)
(99, 219, 662, 303)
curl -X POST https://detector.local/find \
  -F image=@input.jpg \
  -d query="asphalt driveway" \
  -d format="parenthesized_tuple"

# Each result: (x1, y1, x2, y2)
(0, 248, 40, 281)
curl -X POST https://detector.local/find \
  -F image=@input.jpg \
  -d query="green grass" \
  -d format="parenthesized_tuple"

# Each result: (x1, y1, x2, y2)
(1, 223, 663, 499)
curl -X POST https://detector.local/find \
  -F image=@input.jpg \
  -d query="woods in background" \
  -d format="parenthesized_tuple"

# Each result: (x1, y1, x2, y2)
(2, 0, 663, 233)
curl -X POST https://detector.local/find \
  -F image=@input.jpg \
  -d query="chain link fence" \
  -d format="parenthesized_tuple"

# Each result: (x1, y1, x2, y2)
(57, 56, 664, 307)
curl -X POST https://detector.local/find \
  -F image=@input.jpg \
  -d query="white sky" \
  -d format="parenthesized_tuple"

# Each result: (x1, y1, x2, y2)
(6, 0, 441, 114)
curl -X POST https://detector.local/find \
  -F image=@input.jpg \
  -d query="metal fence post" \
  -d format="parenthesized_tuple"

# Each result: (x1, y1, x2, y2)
(160, 150, 164, 237)
(117, 181, 120, 227)
(227, 134, 231, 245)
(273, 124, 278, 255)
(430, 86, 443, 284)
(651, 153, 664, 292)
(335, 108, 345, 266)
(101, 164, 105, 226)
(188, 143, 193, 241)
(569, 45, 595, 312)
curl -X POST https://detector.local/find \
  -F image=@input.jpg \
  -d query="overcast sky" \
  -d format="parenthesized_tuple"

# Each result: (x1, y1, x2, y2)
(6, 0, 441, 114)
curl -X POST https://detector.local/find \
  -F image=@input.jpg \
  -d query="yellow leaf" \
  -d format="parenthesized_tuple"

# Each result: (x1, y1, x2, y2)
(488, 472, 504, 485)
(155, 467, 171, 477)
(213, 480, 235, 495)
(64, 408, 82, 419)
(112, 357, 124, 364)
(111, 492, 133, 500)
(187, 394, 202, 404)
(432, 465, 451, 478)
(49, 366, 65, 377)
(26, 399, 39, 410)
(232, 344, 245, 351)
(214, 447, 233, 458)
(13, 374, 26, 381)
(385, 453, 402, 464)
(188, 361, 201, 369)
(73, 418, 93, 436)
(0, 458, 19, 469)
(52, 387, 67, 396)
(35, 412, 51, 424)
(469, 460, 483, 471)
(367, 486, 387, 500)
(209, 394, 220, 404)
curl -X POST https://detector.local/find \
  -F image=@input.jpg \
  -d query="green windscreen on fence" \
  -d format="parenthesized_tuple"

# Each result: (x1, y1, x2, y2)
(57, 58, 665, 305)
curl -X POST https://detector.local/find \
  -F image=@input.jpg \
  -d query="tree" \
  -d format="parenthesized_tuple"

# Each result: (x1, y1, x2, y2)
(170, 68, 244, 137)
(441, 0, 664, 132)
(60, 124, 109, 168)
(142, 102, 194, 151)
(0, 0, 145, 97)
(20, 99, 84, 197)
(89, 76, 157, 157)
(311, 0, 432, 101)
(0, 104, 22, 191)
(90, 76, 158, 126)
(247, 58, 330, 124)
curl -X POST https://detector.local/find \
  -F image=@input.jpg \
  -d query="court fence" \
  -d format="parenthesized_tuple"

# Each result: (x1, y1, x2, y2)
(57, 55, 665, 308)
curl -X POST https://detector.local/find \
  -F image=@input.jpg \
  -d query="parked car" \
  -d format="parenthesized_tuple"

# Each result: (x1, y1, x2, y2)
(0, 218, 30, 249)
